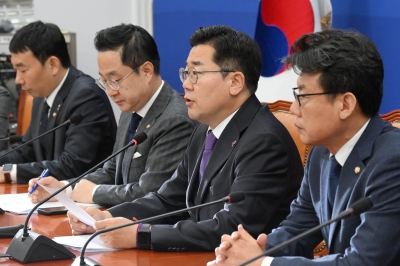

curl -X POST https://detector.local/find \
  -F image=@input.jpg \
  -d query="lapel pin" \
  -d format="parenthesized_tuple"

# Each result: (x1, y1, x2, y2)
(231, 140, 237, 147)
(354, 166, 361, 174)
(146, 124, 151, 129)
(52, 112, 57, 118)
(57, 104, 61, 111)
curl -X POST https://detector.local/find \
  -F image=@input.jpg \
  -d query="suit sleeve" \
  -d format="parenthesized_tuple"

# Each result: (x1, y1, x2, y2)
(0, 88, 11, 151)
(91, 114, 195, 206)
(14, 82, 116, 183)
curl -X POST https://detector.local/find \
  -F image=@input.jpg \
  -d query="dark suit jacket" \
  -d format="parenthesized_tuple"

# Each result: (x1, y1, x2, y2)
(82, 82, 196, 206)
(0, 66, 117, 183)
(267, 114, 400, 266)
(0, 87, 10, 151)
(108, 94, 304, 251)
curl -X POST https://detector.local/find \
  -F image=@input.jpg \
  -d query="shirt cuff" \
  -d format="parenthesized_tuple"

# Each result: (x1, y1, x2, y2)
(261, 257, 274, 266)
(92, 185, 100, 197)
(60, 180, 72, 197)
(10, 164, 17, 183)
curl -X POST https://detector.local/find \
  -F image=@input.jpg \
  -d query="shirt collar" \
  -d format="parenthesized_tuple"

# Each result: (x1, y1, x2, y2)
(331, 119, 370, 166)
(134, 80, 164, 118)
(208, 108, 239, 139)
(45, 68, 70, 108)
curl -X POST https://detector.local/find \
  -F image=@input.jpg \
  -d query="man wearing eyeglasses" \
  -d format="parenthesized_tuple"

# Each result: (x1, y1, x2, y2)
(209, 29, 400, 266)
(28, 24, 196, 207)
(66, 25, 303, 252)
(0, 21, 117, 184)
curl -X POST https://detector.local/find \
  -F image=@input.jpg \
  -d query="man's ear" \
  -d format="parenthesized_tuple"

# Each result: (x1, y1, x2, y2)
(339, 92, 357, 120)
(48, 56, 61, 75)
(141, 61, 154, 80)
(229, 72, 245, 96)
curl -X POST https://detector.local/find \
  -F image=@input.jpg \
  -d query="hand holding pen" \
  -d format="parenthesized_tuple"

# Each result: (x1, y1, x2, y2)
(28, 169, 50, 195)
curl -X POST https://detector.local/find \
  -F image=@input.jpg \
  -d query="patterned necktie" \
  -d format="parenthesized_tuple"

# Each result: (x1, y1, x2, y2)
(127, 113, 142, 144)
(199, 130, 217, 182)
(328, 156, 341, 209)
(39, 101, 50, 152)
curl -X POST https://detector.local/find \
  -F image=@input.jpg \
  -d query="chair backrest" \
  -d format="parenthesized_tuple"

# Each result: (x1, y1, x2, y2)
(266, 100, 311, 167)
(16, 90, 33, 136)
(381, 109, 400, 128)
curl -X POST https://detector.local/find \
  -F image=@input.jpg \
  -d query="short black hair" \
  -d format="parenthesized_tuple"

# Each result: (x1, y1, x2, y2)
(284, 29, 384, 117)
(9, 20, 71, 68)
(94, 24, 160, 75)
(190, 25, 262, 94)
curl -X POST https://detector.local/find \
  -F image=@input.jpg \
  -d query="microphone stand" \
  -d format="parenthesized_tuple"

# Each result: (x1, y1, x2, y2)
(239, 197, 373, 266)
(5, 132, 147, 264)
(73, 192, 245, 266)
(0, 113, 82, 160)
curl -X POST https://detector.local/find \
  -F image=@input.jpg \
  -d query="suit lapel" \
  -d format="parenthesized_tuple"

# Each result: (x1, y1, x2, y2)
(115, 112, 132, 184)
(328, 114, 385, 247)
(193, 95, 261, 213)
(122, 82, 173, 183)
(45, 67, 79, 159)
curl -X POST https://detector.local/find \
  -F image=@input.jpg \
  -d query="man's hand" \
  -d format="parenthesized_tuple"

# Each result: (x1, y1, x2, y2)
(28, 176, 64, 203)
(94, 217, 139, 249)
(0, 167, 5, 183)
(207, 224, 267, 266)
(70, 179, 96, 203)
(67, 206, 112, 235)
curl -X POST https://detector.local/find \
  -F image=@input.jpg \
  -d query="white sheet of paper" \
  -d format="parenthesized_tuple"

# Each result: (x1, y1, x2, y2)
(53, 235, 118, 252)
(40, 185, 97, 226)
(0, 193, 64, 214)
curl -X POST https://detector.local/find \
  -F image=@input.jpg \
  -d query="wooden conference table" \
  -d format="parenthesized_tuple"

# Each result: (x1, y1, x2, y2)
(0, 184, 215, 265)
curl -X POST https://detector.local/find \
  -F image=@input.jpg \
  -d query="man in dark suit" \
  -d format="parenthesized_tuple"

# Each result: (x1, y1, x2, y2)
(210, 29, 400, 266)
(67, 25, 303, 251)
(28, 24, 195, 206)
(0, 21, 116, 184)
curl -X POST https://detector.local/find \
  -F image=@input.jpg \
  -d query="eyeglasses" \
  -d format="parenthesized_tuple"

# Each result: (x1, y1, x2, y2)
(179, 67, 234, 84)
(96, 64, 142, 91)
(292, 87, 335, 107)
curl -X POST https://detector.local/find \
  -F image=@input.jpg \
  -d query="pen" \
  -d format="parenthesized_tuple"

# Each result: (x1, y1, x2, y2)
(28, 169, 50, 195)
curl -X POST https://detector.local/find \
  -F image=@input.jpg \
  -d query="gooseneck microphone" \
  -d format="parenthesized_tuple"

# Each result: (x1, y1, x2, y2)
(5, 132, 148, 264)
(0, 113, 83, 160)
(73, 192, 246, 266)
(239, 197, 373, 266)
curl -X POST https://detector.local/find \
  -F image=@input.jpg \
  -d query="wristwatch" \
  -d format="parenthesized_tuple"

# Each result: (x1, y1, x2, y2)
(137, 223, 152, 250)
(2, 164, 12, 183)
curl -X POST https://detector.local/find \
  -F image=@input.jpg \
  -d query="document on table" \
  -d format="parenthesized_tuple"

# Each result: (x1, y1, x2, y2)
(0, 189, 99, 218)
(0, 193, 63, 214)
(40, 185, 97, 226)
(53, 235, 119, 252)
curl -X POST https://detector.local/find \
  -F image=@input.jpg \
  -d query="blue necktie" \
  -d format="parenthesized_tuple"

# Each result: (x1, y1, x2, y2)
(328, 156, 341, 209)
(127, 113, 142, 144)
(199, 131, 217, 182)
(39, 101, 50, 153)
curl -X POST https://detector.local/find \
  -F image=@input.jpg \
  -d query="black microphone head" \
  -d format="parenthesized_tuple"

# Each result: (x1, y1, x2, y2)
(350, 197, 373, 215)
(227, 192, 245, 203)
(9, 135, 22, 143)
(68, 113, 83, 124)
(132, 132, 147, 145)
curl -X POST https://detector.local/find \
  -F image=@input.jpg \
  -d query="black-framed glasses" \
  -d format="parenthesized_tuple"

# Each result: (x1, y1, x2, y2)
(179, 67, 234, 84)
(292, 87, 335, 107)
(96, 64, 142, 91)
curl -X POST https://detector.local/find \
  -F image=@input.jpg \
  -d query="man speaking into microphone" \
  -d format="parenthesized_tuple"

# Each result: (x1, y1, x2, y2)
(209, 30, 400, 266)
(0, 21, 117, 184)
(66, 25, 303, 252)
